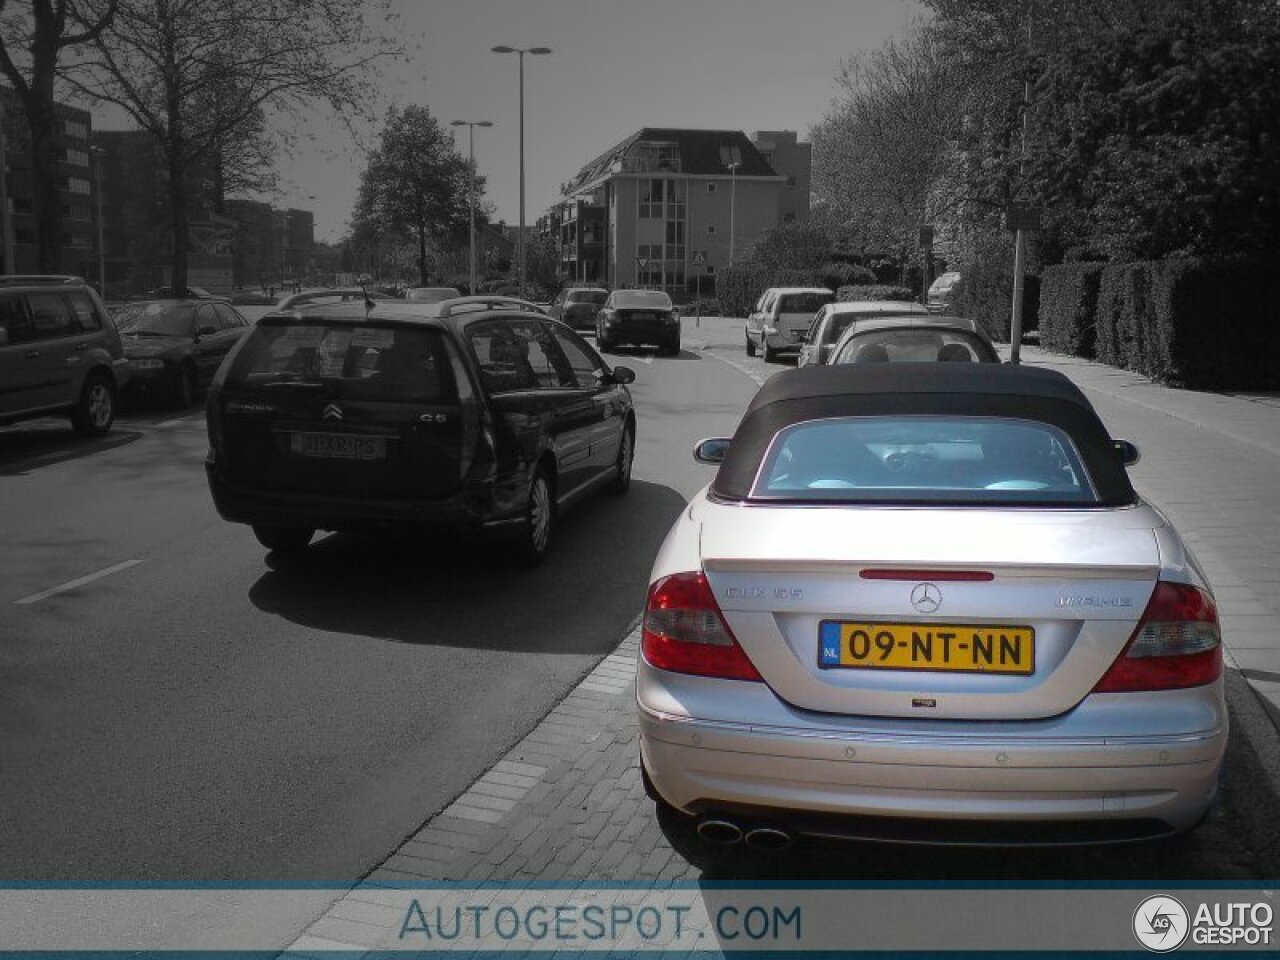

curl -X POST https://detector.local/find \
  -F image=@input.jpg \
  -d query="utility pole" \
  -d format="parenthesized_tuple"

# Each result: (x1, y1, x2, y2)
(0, 99, 15, 274)
(1008, 5, 1034, 365)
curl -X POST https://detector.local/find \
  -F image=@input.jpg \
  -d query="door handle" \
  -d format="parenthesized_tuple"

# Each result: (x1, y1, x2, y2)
(75, 342, 90, 350)
(25, 349, 40, 359)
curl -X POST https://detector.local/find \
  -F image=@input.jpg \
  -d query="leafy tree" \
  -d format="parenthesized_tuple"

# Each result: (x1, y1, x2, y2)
(352, 105, 474, 285)
(65, 0, 398, 292)
(0, 0, 118, 272)
(748, 222, 832, 270)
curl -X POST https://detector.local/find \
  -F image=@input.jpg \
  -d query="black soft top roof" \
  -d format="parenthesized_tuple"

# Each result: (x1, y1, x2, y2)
(713, 363, 1137, 506)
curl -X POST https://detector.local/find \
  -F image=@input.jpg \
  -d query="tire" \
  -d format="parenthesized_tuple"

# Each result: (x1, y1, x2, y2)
(659, 337, 680, 357)
(762, 334, 779, 363)
(745, 331, 757, 357)
(71, 372, 116, 437)
(608, 423, 635, 495)
(252, 524, 313, 553)
(512, 465, 555, 564)
(172, 363, 196, 408)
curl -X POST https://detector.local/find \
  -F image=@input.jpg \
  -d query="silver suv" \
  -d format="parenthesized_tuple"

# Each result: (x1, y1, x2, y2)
(0, 276, 129, 435)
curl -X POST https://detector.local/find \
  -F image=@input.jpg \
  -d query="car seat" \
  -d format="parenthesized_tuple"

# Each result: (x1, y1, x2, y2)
(854, 342, 890, 363)
(937, 342, 973, 362)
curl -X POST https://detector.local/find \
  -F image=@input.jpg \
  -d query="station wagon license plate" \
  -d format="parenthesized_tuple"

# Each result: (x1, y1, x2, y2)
(289, 432, 385, 460)
(818, 621, 1034, 675)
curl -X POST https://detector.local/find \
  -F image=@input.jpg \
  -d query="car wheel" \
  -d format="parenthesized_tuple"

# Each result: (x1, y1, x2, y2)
(608, 423, 634, 495)
(659, 338, 680, 357)
(71, 372, 116, 437)
(745, 331, 757, 357)
(513, 466, 555, 564)
(172, 364, 196, 408)
(252, 524, 314, 553)
(762, 334, 778, 363)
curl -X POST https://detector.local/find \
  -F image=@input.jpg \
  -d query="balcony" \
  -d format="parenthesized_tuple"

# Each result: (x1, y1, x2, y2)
(614, 155, 682, 175)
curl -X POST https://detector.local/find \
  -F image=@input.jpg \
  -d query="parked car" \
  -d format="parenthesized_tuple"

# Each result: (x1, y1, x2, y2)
(205, 296, 638, 562)
(639, 362, 1225, 846)
(927, 271, 962, 312)
(274, 288, 398, 311)
(828, 315, 999, 366)
(595, 289, 681, 355)
(796, 300, 929, 368)
(0, 276, 128, 435)
(137, 285, 216, 300)
(745, 287, 835, 362)
(405, 286, 462, 303)
(115, 299, 252, 407)
(548, 287, 610, 331)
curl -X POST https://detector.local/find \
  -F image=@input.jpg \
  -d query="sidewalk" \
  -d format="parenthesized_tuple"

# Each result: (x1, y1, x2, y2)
(280, 326, 1280, 955)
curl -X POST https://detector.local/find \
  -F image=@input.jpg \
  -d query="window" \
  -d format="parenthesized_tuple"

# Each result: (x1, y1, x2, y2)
(0, 294, 32, 344)
(213, 303, 246, 329)
(26, 293, 76, 340)
(718, 145, 742, 168)
(66, 149, 89, 167)
(665, 221, 685, 260)
(786, 175, 797, 187)
(68, 177, 91, 196)
(706, 183, 717, 194)
(783, 212, 796, 223)
(638, 179, 665, 219)
(62, 120, 88, 139)
(706, 225, 716, 235)
(549, 327, 604, 389)
(469, 319, 566, 392)
(66, 293, 102, 333)
(755, 417, 1094, 505)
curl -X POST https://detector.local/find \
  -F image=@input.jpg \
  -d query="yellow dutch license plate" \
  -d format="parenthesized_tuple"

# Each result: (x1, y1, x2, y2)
(818, 621, 1035, 675)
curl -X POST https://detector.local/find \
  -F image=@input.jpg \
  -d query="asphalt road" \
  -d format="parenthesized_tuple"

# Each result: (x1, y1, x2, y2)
(0, 337, 755, 879)
(1, 320, 1272, 887)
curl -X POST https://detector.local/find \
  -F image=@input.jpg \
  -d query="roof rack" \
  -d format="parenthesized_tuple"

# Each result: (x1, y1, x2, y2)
(0, 274, 85, 285)
(436, 296, 546, 319)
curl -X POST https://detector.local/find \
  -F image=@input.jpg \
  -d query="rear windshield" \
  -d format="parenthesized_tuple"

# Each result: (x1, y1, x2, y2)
(225, 321, 456, 403)
(611, 290, 671, 309)
(566, 290, 608, 305)
(754, 416, 1096, 505)
(779, 292, 834, 313)
(833, 329, 998, 364)
(115, 302, 195, 337)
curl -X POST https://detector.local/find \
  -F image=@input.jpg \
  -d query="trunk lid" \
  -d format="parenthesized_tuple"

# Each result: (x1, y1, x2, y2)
(697, 499, 1163, 720)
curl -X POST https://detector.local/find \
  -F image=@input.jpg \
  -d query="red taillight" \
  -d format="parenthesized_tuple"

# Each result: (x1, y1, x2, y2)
(642, 572, 763, 682)
(1092, 581, 1222, 692)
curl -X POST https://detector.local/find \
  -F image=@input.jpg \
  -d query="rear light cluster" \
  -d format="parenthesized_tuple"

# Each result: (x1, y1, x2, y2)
(642, 572, 762, 682)
(1093, 581, 1222, 692)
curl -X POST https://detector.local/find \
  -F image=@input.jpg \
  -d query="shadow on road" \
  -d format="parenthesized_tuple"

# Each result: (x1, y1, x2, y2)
(247, 479, 686, 654)
(0, 427, 141, 476)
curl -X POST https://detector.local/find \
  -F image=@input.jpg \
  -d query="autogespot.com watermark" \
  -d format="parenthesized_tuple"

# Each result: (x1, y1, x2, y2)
(1133, 894, 1274, 952)
(398, 898, 801, 945)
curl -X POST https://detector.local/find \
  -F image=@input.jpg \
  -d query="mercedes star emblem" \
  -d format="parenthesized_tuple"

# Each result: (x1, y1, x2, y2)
(910, 582, 942, 614)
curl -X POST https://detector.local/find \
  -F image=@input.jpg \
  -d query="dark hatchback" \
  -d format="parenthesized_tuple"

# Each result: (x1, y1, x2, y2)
(116, 299, 252, 406)
(548, 287, 609, 331)
(205, 297, 638, 561)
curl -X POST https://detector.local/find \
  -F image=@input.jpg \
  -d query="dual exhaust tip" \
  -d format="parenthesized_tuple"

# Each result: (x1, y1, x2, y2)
(696, 816, 793, 851)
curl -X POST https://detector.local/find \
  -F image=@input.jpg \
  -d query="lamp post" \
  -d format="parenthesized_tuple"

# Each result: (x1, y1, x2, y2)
(727, 160, 741, 267)
(451, 120, 493, 295)
(491, 45, 551, 300)
(90, 145, 106, 296)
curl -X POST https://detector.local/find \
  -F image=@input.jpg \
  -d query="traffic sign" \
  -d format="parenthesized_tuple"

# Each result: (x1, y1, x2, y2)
(636, 257, 649, 269)
(1005, 203, 1043, 233)
(917, 226, 934, 248)
(691, 250, 708, 266)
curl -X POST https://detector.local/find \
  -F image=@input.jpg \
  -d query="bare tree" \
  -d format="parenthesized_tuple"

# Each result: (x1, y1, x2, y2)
(812, 23, 963, 273)
(64, 0, 398, 292)
(0, 0, 118, 272)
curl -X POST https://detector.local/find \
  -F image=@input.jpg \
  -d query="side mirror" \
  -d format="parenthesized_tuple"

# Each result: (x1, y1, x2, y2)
(609, 365, 636, 385)
(1114, 439, 1140, 466)
(693, 437, 731, 464)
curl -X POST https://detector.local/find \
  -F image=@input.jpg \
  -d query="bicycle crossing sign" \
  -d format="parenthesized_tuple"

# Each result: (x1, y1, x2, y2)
(691, 250, 708, 266)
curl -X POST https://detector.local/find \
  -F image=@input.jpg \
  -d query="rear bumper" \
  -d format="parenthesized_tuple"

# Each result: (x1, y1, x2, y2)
(637, 660, 1226, 837)
(603, 320, 678, 345)
(761, 328, 808, 354)
(206, 459, 514, 534)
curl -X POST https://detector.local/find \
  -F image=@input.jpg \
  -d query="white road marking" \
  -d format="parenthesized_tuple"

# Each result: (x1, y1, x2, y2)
(15, 559, 145, 605)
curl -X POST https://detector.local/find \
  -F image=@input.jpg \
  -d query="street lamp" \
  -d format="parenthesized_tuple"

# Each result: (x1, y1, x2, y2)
(491, 44, 551, 301)
(727, 160, 741, 268)
(451, 120, 493, 295)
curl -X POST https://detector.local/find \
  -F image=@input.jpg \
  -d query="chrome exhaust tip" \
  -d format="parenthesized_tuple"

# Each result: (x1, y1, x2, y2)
(696, 817, 744, 846)
(744, 825, 793, 852)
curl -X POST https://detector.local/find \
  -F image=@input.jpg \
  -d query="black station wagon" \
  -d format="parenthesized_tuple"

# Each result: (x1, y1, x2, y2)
(205, 297, 637, 562)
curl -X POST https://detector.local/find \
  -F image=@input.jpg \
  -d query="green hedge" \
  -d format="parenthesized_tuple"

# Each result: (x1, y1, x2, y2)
(952, 262, 1040, 344)
(1038, 263, 1104, 357)
(1042, 256, 1280, 389)
(835, 284, 917, 302)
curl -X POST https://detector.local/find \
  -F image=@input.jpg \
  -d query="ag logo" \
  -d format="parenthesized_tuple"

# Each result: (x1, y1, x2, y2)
(1133, 895, 1189, 952)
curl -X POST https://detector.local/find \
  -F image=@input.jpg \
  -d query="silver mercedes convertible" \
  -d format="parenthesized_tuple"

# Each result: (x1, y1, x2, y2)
(638, 363, 1226, 847)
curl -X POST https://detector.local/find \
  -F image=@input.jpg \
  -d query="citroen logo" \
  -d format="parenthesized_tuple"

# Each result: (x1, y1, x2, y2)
(910, 582, 942, 614)
(322, 403, 343, 421)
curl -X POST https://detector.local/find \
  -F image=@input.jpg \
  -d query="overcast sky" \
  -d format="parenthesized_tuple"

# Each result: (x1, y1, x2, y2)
(273, 0, 923, 241)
